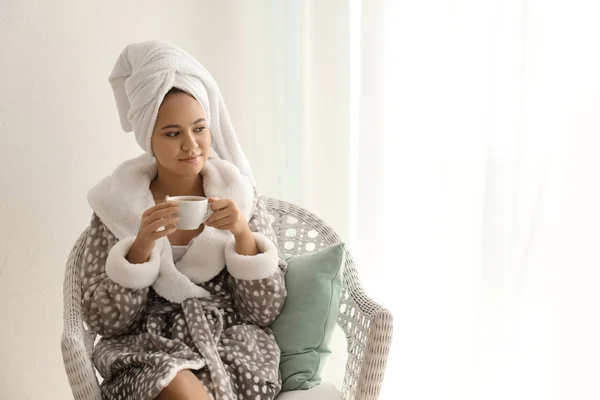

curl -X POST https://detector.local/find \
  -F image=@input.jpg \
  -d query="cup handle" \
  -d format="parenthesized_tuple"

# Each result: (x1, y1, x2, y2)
(202, 202, 214, 223)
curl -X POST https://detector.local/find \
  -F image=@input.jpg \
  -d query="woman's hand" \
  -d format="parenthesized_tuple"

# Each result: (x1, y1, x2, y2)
(127, 202, 180, 263)
(204, 197, 250, 236)
(205, 197, 258, 256)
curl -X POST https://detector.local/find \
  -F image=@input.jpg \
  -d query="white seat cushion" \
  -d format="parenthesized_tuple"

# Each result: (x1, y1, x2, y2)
(276, 381, 342, 400)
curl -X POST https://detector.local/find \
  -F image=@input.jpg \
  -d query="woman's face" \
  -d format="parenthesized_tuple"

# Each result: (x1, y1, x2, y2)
(151, 92, 211, 177)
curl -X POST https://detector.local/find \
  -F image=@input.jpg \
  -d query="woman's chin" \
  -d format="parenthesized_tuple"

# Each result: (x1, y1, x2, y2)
(175, 160, 205, 174)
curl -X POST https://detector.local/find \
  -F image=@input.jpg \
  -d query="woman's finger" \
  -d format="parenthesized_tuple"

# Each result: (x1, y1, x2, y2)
(143, 201, 178, 217)
(209, 198, 234, 212)
(205, 208, 233, 225)
(210, 215, 238, 230)
(150, 225, 177, 239)
(148, 216, 179, 232)
(146, 207, 180, 225)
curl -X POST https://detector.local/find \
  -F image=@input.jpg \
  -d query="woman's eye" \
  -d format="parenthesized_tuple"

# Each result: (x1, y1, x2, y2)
(165, 127, 203, 137)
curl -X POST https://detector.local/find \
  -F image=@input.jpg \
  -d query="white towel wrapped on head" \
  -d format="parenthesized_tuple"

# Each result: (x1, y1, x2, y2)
(108, 40, 255, 184)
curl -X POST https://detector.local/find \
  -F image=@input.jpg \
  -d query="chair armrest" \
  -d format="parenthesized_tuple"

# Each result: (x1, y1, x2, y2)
(62, 227, 103, 400)
(339, 272, 393, 400)
(61, 333, 103, 400)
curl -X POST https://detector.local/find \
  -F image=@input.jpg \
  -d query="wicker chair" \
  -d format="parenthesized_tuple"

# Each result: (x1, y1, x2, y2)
(62, 197, 393, 400)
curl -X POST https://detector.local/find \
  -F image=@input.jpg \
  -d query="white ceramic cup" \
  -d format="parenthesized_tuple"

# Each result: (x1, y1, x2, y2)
(165, 195, 212, 230)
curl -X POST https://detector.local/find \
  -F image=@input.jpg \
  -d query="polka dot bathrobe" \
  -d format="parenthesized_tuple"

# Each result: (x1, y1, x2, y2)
(82, 154, 288, 400)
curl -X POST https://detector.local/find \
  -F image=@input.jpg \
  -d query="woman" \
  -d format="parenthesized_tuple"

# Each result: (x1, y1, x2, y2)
(82, 41, 287, 400)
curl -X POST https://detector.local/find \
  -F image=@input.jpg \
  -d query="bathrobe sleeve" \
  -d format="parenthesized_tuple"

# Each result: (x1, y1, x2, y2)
(80, 213, 158, 338)
(224, 196, 288, 327)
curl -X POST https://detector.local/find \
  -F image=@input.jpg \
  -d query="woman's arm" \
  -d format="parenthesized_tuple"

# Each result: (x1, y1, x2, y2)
(224, 196, 288, 327)
(232, 226, 259, 256)
(81, 213, 154, 338)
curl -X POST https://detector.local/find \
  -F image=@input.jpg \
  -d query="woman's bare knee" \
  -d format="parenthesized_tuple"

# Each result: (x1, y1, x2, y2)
(155, 370, 210, 400)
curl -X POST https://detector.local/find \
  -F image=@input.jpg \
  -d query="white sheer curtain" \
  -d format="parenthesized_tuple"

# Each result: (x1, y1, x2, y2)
(264, 1, 600, 399)
(376, 1, 535, 398)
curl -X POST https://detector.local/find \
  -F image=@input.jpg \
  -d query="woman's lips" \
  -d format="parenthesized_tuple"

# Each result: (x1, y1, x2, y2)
(179, 155, 201, 163)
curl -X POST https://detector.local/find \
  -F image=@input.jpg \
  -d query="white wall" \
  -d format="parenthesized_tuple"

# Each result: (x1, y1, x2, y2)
(0, 1, 350, 399)
(0, 2, 208, 398)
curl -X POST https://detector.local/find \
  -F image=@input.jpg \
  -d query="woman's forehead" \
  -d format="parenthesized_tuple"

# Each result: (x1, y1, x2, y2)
(158, 93, 207, 120)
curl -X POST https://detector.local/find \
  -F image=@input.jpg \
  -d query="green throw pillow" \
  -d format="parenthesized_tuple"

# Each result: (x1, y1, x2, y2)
(270, 243, 345, 391)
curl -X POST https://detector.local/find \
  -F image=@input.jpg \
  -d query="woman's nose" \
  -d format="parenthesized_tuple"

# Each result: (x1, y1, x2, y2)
(181, 130, 199, 150)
